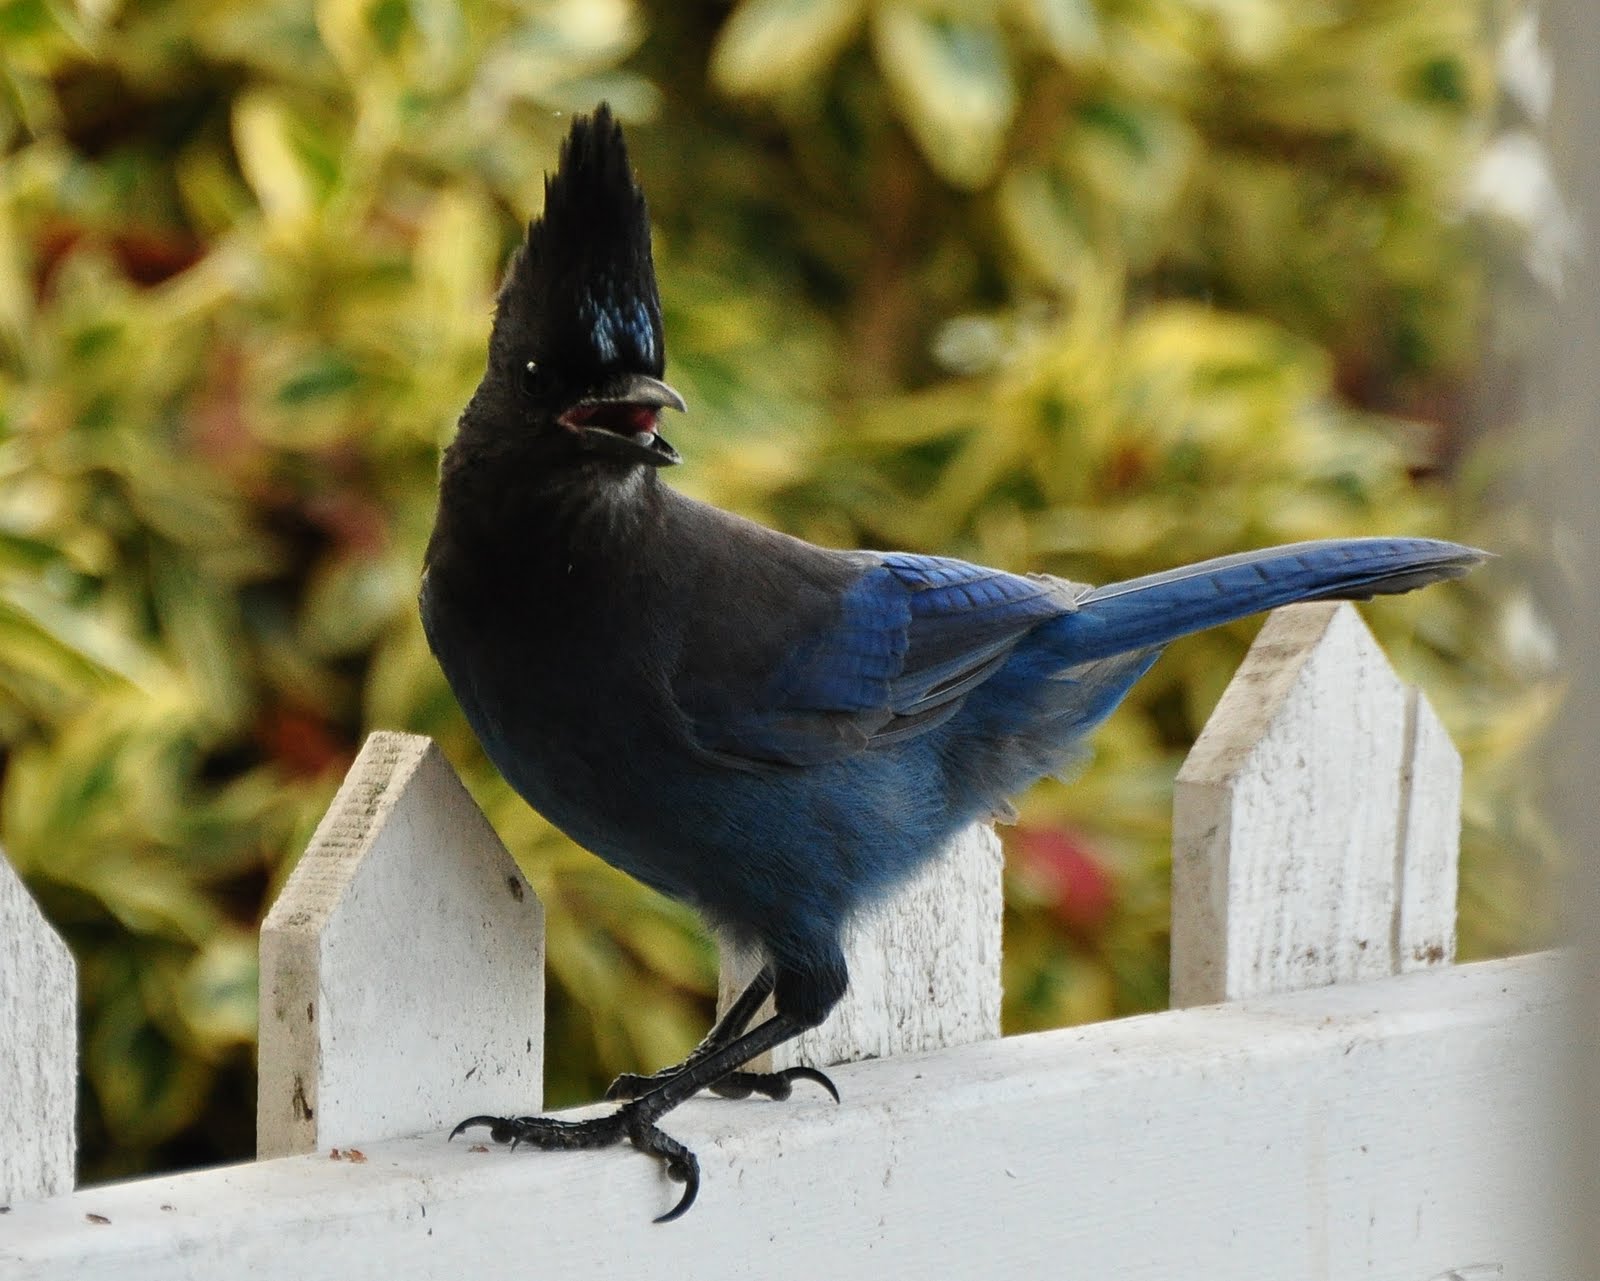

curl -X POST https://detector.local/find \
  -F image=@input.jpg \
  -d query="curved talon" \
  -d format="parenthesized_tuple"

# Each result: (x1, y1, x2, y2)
(449, 1107, 700, 1219)
(709, 1065, 840, 1104)
(788, 1066, 841, 1104)
(628, 1123, 699, 1224)
(654, 1173, 698, 1224)
(449, 1115, 500, 1141)
(611, 1063, 839, 1105)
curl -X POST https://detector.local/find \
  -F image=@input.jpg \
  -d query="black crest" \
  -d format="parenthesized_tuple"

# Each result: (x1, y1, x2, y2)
(494, 104, 665, 383)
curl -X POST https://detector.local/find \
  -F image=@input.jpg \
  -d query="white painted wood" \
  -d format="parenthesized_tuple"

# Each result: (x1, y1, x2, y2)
(1, 954, 1574, 1281)
(1396, 691, 1462, 970)
(1171, 602, 1462, 1007)
(719, 822, 1003, 1071)
(258, 732, 544, 1158)
(0, 851, 76, 1204)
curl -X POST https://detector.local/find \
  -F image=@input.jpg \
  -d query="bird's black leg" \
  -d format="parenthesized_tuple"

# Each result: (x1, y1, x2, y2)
(605, 964, 769, 1098)
(456, 953, 850, 1220)
(454, 1011, 825, 1222)
(605, 963, 838, 1105)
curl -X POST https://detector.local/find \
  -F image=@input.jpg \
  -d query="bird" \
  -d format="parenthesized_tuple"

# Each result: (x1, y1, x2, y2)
(420, 104, 1484, 1222)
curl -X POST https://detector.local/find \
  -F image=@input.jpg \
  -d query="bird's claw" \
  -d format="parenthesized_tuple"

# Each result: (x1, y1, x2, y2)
(607, 1063, 838, 1105)
(452, 1109, 627, 1152)
(454, 991, 823, 1221)
(709, 1066, 839, 1104)
(450, 1114, 509, 1143)
(632, 1121, 699, 1223)
(450, 1106, 697, 1222)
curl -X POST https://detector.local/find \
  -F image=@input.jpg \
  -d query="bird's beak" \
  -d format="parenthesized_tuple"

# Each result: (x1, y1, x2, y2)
(560, 373, 687, 468)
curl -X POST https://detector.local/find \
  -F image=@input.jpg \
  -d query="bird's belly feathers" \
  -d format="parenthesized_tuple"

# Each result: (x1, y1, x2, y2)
(422, 570, 1015, 959)
(427, 612, 960, 949)
(462, 679, 958, 937)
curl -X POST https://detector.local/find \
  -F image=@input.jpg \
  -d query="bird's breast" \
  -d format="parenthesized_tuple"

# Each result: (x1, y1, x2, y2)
(423, 558, 682, 838)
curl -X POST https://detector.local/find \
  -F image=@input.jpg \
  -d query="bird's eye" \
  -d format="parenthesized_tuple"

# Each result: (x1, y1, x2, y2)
(520, 361, 543, 398)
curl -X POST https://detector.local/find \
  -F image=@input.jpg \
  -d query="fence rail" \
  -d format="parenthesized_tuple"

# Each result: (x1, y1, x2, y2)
(0, 602, 1575, 1279)
(1, 954, 1570, 1280)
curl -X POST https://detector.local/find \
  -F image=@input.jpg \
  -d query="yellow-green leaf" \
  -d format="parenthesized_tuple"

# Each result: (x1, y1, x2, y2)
(711, 0, 864, 98)
(872, 7, 1016, 189)
(1009, 0, 1100, 63)
(232, 93, 316, 225)
(997, 165, 1094, 286)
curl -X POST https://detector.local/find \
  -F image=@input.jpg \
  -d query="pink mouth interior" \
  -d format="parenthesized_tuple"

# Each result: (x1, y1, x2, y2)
(562, 403, 659, 436)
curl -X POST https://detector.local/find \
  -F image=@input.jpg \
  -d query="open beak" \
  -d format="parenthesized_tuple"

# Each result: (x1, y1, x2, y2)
(559, 373, 686, 468)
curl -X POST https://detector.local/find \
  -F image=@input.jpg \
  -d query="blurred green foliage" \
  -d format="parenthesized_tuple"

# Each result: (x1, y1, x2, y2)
(0, 0, 1555, 1179)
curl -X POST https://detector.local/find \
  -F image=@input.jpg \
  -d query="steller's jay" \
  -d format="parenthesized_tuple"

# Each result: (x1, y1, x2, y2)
(421, 105, 1484, 1221)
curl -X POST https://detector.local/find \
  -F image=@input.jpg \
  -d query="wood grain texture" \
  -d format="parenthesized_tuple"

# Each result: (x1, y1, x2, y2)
(719, 822, 1003, 1070)
(1171, 602, 1461, 1007)
(3, 955, 1574, 1281)
(1396, 691, 1462, 970)
(0, 852, 76, 1204)
(257, 732, 545, 1158)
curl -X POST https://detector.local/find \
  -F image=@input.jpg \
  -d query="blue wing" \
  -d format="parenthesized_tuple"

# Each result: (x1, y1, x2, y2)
(680, 553, 1080, 768)
(676, 536, 1483, 771)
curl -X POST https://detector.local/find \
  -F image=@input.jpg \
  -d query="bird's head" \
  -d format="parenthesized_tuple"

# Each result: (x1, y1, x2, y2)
(483, 104, 684, 470)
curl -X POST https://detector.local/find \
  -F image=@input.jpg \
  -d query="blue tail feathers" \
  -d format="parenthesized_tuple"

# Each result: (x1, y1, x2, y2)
(945, 536, 1482, 817)
(1055, 537, 1483, 663)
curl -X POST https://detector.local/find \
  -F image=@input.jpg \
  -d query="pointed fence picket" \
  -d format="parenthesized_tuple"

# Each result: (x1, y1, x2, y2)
(257, 733, 546, 1158)
(1170, 601, 1462, 1005)
(0, 855, 76, 1204)
(0, 603, 1576, 1280)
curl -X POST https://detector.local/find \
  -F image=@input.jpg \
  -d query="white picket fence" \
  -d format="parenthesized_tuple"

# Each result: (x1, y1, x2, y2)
(0, 603, 1576, 1279)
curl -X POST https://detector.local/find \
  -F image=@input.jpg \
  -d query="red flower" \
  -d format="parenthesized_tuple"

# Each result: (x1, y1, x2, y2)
(1015, 826, 1116, 937)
